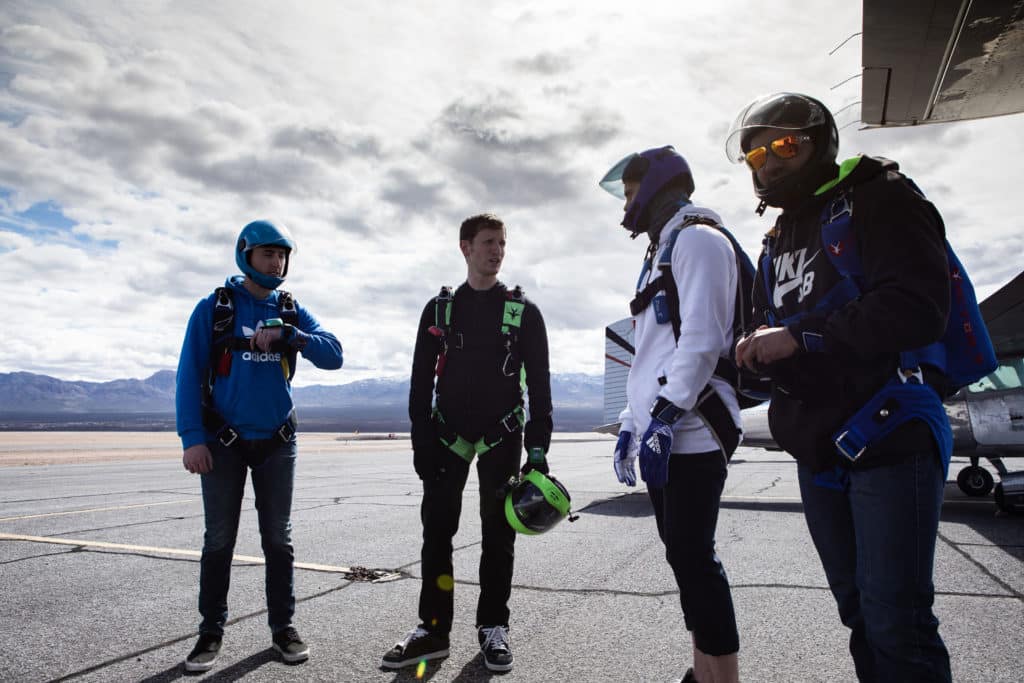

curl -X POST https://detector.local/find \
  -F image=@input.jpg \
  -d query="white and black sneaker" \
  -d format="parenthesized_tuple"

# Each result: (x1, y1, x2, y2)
(272, 626, 309, 663)
(478, 625, 513, 672)
(381, 626, 450, 669)
(184, 633, 222, 672)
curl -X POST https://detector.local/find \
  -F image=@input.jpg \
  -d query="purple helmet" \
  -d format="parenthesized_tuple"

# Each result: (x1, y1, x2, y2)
(599, 146, 694, 235)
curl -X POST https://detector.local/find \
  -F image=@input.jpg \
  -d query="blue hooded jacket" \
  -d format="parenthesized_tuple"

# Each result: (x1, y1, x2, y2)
(176, 275, 343, 449)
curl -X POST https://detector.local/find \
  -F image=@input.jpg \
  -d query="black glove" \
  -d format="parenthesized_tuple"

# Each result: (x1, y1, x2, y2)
(411, 422, 441, 480)
(521, 447, 549, 476)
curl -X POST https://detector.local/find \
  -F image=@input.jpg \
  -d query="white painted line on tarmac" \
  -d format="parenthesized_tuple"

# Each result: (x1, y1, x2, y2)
(0, 499, 191, 522)
(0, 531, 357, 574)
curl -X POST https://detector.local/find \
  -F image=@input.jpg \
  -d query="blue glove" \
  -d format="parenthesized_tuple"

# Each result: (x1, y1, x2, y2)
(639, 396, 686, 488)
(613, 431, 637, 486)
(522, 447, 549, 475)
(638, 417, 674, 487)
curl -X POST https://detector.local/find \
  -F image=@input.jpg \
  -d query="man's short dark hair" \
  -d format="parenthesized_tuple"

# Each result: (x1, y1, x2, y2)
(459, 213, 505, 242)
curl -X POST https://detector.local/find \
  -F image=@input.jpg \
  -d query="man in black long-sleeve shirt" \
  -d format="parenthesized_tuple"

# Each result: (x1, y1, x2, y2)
(727, 93, 953, 682)
(382, 213, 553, 674)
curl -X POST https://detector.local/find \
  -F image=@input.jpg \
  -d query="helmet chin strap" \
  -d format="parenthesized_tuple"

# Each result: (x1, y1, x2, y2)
(246, 268, 286, 290)
(243, 251, 289, 290)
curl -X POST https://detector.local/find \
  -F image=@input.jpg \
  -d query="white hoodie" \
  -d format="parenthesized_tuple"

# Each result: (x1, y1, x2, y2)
(618, 204, 742, 455)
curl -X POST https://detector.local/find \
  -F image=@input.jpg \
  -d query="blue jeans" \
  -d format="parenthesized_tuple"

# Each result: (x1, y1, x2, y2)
(797, 451, 951, 682)
(198, 438, 297, 635)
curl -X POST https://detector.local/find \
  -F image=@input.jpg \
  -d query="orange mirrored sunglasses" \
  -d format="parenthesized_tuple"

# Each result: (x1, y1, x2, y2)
(744, 134, 812, 171)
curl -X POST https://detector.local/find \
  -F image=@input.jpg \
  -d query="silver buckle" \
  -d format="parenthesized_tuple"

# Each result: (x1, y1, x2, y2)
(834, 431, 865, 462)
(219, 428, 239, 447)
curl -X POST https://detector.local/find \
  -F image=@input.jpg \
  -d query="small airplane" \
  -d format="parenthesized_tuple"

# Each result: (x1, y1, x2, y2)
(597, 0, 1024, 512)
(598, 270, 1024, 512)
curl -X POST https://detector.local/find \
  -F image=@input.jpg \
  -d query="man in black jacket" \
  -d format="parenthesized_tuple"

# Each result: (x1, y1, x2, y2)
(727, 93, 953, 682)
(382, 213, 553, 674)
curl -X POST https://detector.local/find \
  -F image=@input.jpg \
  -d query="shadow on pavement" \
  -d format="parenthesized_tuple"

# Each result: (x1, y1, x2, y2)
(451, 652, 505, 681)
(575, 492, 653, 518)
(377, 644, 520, 680)
(137, 649, 277, 683)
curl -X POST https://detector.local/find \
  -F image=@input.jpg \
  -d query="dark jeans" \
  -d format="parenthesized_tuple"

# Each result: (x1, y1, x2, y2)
(647, 450, 739, 656)
(198, 438, 297, 636)
(418, 435, 521, 634)
(797, 449, 951, 682)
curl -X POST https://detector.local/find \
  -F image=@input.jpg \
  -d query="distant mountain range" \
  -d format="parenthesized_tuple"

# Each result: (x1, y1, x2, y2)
(0, 371, 604, 432)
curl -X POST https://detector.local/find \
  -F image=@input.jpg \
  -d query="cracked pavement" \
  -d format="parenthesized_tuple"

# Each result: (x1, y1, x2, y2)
(1, 434, 1021, 682)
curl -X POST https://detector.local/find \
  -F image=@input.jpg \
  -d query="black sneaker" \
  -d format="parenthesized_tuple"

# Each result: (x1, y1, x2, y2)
(272, 626, 309, 663)
(478, 625, 513, 672)
(381, 626, 450, 669)
(184, 633, 222, 672)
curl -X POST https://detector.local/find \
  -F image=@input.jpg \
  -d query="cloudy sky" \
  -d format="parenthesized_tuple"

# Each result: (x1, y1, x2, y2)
(3, 1, 1022, 386)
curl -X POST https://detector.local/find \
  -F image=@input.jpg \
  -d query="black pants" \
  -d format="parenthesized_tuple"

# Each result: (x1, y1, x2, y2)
(647, 450, 739, 656)
(418, 434, 522, 634)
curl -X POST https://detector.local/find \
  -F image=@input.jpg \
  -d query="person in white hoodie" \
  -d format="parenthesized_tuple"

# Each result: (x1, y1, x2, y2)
(600, 146, 741, 683)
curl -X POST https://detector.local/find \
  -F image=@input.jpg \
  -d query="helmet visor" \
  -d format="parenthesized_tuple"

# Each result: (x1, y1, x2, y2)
(510, 481, 566, 533)
(598, 153, 638, 199)
(724, 93, 829, 164)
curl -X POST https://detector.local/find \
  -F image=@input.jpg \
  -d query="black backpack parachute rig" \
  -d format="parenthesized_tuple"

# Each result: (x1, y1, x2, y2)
(428, 284, 526, 380)
(628, 214, 772, 457)
(202, 286, 300, 447)
(757, 165, 997, 467)
(630, 213, 772, 407)
(426, 284, 530, 462)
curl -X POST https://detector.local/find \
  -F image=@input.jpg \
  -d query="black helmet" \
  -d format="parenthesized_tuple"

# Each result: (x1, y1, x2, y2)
(503, 470, 573, 535)
(725, 93, 839, 211)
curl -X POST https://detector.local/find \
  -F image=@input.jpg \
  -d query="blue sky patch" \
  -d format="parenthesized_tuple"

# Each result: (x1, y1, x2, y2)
(19, 200, 76, 230)
(0, 190, 117, 250)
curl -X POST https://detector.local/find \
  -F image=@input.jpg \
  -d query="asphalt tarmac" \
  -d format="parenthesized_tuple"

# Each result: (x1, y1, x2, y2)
(0, 433, 1020, 682)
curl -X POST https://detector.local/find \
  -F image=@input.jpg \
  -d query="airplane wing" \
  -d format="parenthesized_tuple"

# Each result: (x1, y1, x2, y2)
(861, 0, 1024, 126)
(979, 270, 1024, 357)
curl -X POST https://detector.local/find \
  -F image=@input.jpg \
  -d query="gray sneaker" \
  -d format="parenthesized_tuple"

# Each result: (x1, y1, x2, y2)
(478, 625, 513, 672)
(184, 633, 222, 672)
(272, 626, 309, 663)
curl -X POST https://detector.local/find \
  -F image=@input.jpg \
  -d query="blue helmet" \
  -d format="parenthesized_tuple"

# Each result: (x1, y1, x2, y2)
(235, 220, 295, 290)
(599, 145, 694, 235)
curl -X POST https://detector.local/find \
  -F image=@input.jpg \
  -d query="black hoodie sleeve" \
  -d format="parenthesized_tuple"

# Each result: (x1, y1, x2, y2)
(787, 174, 950, 359)
(521, 301, 553, 454)
(409, 300, 439, 450)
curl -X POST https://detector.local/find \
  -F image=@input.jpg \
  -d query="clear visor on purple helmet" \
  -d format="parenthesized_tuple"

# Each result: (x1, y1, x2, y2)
(598, 152, 638, 199)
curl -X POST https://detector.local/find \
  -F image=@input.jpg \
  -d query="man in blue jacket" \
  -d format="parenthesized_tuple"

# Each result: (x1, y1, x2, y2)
(176, 220, 343, 673)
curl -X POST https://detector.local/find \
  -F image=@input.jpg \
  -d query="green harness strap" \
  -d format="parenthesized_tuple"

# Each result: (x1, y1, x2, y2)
(502, 298, 524, 331)
(431, 285, 529, 462)
(434, 404, 526, 463)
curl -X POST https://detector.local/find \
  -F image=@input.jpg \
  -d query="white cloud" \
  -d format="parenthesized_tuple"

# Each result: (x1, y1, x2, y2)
(1, 0, 1021, 386)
